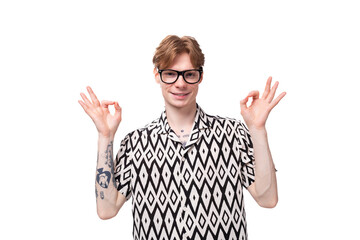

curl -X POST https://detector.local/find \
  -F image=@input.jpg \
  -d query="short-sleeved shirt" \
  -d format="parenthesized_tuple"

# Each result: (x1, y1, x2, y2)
(114, 104, 256, 240)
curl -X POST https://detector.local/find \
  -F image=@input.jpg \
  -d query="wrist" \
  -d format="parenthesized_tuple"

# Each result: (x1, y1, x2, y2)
(247, 125, 267, 135)
(98, 132, 115, 140)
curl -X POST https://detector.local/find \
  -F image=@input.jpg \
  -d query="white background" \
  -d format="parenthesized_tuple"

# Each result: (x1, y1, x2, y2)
(1, 0, 359, 239)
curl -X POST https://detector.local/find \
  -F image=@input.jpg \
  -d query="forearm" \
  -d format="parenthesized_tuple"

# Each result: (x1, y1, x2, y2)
(248, 127, 278, 205)
(95, 134, 118, 217)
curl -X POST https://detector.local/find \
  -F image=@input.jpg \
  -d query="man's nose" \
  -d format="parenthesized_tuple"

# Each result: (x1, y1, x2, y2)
(175, 74, 187, 87)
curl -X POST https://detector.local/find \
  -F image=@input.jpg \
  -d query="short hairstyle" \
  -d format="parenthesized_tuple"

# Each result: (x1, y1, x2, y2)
(152, 35, 205, 70)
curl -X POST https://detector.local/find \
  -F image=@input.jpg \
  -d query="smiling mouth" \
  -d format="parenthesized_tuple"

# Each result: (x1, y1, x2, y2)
(172, 93, 189, 96)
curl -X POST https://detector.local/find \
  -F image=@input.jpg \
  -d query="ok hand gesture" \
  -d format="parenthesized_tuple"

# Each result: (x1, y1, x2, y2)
(240, 77, 286, 130)
(78, 86, 122, 137)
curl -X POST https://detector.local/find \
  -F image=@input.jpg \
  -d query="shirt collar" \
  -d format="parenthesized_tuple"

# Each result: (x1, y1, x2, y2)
(157, 104, 212, 135)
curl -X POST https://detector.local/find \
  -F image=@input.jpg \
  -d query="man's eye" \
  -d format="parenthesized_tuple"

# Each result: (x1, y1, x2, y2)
(164, 72, 176, 76)
(185, 71, 198, 78)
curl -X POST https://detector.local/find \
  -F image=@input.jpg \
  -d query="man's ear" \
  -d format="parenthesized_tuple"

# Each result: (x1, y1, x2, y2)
(154, 67, 160, 84)
(199, 71, 204, 84)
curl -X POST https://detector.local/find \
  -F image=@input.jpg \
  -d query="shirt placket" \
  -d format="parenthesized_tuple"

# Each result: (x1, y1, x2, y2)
(178, 131, 203, 239)
(166, 132, 189, 239)
(179, 146, 190, 239)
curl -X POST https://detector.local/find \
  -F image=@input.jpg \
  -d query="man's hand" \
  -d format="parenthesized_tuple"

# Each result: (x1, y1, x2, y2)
(240, 77, 286, 130)
(78, 86, 122, 137)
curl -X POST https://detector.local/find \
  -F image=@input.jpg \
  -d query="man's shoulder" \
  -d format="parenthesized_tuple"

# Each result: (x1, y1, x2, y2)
(204, 113, 250, 140)
(140, 117, 162, 132)
(205, 112, 240, 128)
(123, 117, 161, 139)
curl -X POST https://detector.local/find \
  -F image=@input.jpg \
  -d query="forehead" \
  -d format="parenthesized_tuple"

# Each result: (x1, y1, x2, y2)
(168, 53, 194, 70)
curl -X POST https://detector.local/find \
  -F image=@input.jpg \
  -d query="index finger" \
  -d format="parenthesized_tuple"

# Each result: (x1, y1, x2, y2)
(86, 86, 100, 107)
(261, 76, 272, 99)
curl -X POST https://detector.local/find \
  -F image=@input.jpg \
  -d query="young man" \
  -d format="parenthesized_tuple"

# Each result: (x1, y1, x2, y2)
(79, 35, 286, 240)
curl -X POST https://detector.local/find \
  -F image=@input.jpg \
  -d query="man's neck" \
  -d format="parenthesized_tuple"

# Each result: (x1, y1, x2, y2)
(165, 102, 197, 135)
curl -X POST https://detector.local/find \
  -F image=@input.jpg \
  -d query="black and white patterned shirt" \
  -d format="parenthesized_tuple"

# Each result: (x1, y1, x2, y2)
(114, 104, 256, 240)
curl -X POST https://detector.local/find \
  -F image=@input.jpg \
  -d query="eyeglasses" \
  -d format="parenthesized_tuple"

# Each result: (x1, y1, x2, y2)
(158, 67, 203, 84)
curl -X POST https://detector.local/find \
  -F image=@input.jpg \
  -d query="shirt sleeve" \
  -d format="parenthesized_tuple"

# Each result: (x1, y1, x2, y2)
(236, 120, 256, 189)
(114, 134, 132, 201)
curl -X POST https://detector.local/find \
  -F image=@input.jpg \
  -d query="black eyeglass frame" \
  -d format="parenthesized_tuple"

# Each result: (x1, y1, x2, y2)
(157, 67, 203, 84)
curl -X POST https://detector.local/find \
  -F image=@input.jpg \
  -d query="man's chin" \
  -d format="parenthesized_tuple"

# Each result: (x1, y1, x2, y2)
(165, 99, 197, 110)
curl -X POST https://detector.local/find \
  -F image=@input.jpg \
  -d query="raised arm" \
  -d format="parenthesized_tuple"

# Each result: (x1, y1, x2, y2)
(78, 86, 126, 219)
(240, 77, 286, 208)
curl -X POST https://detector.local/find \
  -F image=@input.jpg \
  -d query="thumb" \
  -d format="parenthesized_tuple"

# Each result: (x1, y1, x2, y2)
(240, 96, 249, 113)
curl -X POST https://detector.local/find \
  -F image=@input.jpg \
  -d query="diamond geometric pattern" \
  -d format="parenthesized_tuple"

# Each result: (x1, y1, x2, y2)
(114, 105, 255, 240)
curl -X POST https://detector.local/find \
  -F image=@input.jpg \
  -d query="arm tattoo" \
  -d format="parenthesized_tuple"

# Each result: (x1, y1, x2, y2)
(97, 141, 116, 188)
(96, 168, 111, 188)
(104, 141, 113, 169)
(95, 187, 98, 198)
(100, 191, 104, 200)
(104, 141, 117, 188)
